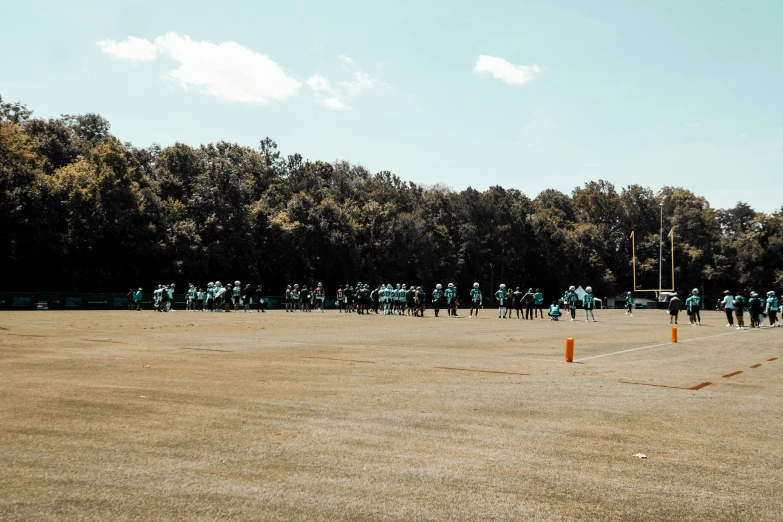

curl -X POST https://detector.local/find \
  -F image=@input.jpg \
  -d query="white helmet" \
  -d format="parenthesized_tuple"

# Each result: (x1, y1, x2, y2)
(448, 283, 454, 288)
(627, 291, 632, 295)
(751, 291, 758, 297)
(500, 284, 506, 289)
(473, 282, 479, 288)
(138, 287, 142, 291)
(692, 288, 699, 295)
(436, 284, 442, 289)
(585, 286, 592, 293)
(170, 283, 175, 288)
(768, 291, 775, 297)
(318, 282, 322, 287)
(569, 286, 576, 292)
(216, 281, 221, 286)
(235, 280, 240, 286)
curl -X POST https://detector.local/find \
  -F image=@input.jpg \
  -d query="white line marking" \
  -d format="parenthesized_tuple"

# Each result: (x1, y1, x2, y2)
(576, 331, 740, 362)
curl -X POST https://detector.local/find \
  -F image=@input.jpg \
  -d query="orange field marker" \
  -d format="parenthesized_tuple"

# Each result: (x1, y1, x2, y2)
(722, 371, 743, 378)
(671, 327, 677, 343)
(565, 338, 574, 363)
(750, 364, 762, 368)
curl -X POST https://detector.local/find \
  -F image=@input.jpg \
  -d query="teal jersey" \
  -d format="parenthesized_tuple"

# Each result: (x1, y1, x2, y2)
(233, 286, 241, 297)
(549, 304, 560, 314)
(444, 288, 456, 303)
(167, 288, 174, 299)
(188, 287, 196, 298)
(133, 290, 142, 301)
(684, 296, 692, 311)
(432, 289, 443, 301)
(495, 289, 507, 303)
(566, 292, 578, 306)
(625, 294, 634, 305)
(583, 293, 595, 309)
(470, 288, 483, 302)
(767, 296, 779, 312)
(534, 292, 543, 305)
(690, 295, 701, 307)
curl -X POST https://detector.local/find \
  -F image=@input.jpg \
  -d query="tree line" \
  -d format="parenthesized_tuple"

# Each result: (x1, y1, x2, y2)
(2, 94, 781, 302)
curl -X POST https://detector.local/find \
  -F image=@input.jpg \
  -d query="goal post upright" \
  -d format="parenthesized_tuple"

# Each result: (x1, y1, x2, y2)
(630, 228, 676, 295)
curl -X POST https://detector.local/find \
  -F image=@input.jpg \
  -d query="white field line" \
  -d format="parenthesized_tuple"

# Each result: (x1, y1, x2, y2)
(575, 331, 742, 362)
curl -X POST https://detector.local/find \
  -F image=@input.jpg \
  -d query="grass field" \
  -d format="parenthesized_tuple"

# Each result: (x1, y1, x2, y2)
(1, 309, 781, 521)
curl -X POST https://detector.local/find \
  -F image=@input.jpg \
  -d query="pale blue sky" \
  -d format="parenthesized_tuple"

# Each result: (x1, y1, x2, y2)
(2, 0, 781, 211)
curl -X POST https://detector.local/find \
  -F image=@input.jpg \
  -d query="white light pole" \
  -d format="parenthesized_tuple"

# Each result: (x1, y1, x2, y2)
(659, 202, 664, 298)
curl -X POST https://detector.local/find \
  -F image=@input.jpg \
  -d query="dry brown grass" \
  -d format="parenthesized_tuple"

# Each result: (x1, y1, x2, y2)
(1, 309, 781, 521)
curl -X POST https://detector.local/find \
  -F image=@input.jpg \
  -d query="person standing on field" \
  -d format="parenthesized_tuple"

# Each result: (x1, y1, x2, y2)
(134, 288, 143, 311)
(765, 291, 780, 327)
(583, 286, 597, 322)
(565, 286, 579, 321)
(495, 284, 508, 318)
(444, 283, 457, 317)
(690, 288, 702, 326)
(624, 292, 634, 317)
(523, 288, 535, 320)
(242, 284, 253, 313)
(432, 284, 444, 317)
(469, 283, 483, 318)
(534, 289, 544, 318)
(734, 294, 746, 330)
(748, 292, 761, 328)
(721, 290, 735, 327)
(668, 293, 681, 324)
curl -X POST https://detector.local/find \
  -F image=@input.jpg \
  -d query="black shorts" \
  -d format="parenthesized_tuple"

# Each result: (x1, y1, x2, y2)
(471, 300, 481, 307)
(670, 310, 679, 317)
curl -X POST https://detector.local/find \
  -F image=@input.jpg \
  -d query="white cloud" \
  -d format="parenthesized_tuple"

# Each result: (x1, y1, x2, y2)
(98, 36, 159, 62)
(98, 32, 300, 104)
(306, 74, 332, 92)
(308, 57, 385, 110)
(322, 97, 346, 109)
(474, 55, 541, 85)
(338, 72, 377, 96)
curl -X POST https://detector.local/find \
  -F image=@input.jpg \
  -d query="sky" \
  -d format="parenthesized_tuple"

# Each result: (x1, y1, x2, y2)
(1, 0, 781, 212)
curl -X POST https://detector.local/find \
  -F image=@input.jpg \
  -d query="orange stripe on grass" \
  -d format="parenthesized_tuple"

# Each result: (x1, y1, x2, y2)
(722, 371, 743, 378)
(767, 358, 778, 361)
(300, 356, 376, 364)
(750, 364, 762, 368)
(619, 380, 712, 391)
(435, 367, 530, 376)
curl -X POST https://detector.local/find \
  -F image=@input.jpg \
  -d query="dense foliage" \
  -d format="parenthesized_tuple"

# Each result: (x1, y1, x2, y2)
(2, 95, 781, 301)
